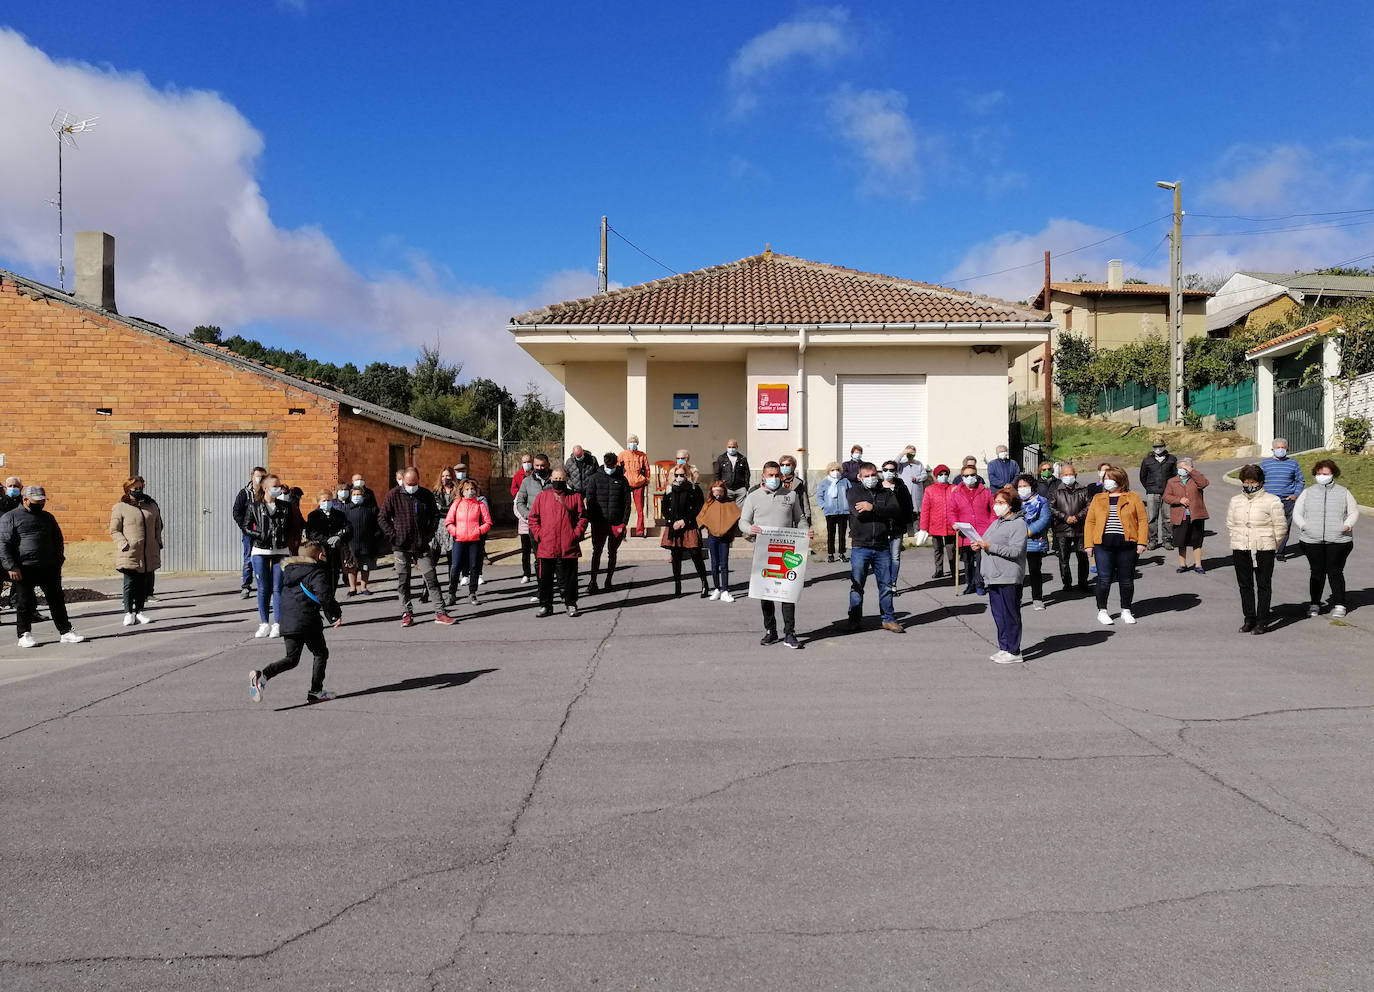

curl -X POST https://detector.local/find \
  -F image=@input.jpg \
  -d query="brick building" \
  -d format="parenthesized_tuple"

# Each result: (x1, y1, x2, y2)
(0, 234, 495, 571)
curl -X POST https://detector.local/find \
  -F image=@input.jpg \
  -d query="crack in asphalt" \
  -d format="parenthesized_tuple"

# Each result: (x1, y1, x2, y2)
(1085, 697, 1374, 725)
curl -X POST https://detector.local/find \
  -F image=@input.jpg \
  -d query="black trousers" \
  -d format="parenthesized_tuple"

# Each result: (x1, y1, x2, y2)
(538, 558, 578, 609)
(263, 627, 329, 695)
(520, 534, 535, 578)
(1232, 549, 1275, 624)
(1026, 551, 1046, 601)
(825, 515, 848, 556)
(120, 569, 154, 613)
(1056, 534, 1089, 587)
(761, 600, 796, 635)
(960, 546, 984, 593)
(670, 548, 708, 591)
(931, 535, 955, 575)
(1303, 541, 1353, 607)
(1093, 535, 1136, 611)
(13, 564, 72, 637)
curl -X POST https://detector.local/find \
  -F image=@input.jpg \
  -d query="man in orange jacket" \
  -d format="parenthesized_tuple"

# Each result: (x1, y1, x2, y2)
(618, 433, 650, 538)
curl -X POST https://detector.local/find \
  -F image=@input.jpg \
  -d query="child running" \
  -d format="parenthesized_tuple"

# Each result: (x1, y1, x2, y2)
(249, 540, 343, 704)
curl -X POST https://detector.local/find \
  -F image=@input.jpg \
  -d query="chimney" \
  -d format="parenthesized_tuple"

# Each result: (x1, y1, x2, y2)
(74, 231, 117, 312)
(1106, 259, 1123, 290)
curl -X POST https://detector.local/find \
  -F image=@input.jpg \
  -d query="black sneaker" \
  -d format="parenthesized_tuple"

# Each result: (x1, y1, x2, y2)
(587, 581, 600, 595)
(535, 607, 553, 618)
(306, 690, 335, 704)
(760, 630, 779, 646)
(782, 634, 801, 649)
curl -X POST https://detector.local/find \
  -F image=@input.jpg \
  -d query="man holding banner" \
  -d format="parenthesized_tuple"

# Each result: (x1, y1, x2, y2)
(742, 461, 812, 650)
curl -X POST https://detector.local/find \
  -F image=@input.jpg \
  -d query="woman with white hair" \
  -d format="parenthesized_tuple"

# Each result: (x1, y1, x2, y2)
(1163, 457, 1210, 574)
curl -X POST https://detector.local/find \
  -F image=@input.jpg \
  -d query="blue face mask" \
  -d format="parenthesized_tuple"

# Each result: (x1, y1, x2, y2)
(676, 458, 686, 465)
(603, 466, 616, 475)
(764, 477, 781, 491)
(1178, 470, 1189, 478)
(351, 494, 364, 505)
(5, 487, 19, 498)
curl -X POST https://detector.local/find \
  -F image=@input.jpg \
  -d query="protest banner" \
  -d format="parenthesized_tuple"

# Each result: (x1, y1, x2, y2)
(748, 527, 809, 603)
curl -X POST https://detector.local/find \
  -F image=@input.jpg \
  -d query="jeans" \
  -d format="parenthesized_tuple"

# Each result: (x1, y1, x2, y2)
(1144, 493, 1167, 547)
(888, 536, 903, 594)
(987, 583, 1022, 653)
(849, 545, 895, 622)
(1232, 549, 1275, 624)
(120, 569, 154, 613)
(590, 522, 625, 581)
(707, 535, 732, 590)
(394, 548, 445, 614)
(761, 599, 796, 635)
(263, 627, 329, 695)
(538, 558, 578, 609)
(959, 546, 984, 593)
(1056, 534, 1089, 587)
(1025, 551, 1045, 602)
(450, 541, 483, 591)
(1093, 536, 1136, 611)
(241, 533, 254, 589)
(12, 563, 72, 637)
(1302, 541, 1353, 607)
(252, 555, 284, 623)
(1278, 498, 1296, 555)
(825, 515, 848, 557)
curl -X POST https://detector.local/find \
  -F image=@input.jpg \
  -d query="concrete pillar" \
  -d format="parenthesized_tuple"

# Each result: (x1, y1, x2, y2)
(626, 348, 647, 453)
(1322, 335, 1340, 448)
(1255, 358, 1274, 450)
(73, 231, 116, 312)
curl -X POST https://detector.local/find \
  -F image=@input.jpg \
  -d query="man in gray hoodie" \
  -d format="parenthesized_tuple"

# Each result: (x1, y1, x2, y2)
(739, 461, 812, 649)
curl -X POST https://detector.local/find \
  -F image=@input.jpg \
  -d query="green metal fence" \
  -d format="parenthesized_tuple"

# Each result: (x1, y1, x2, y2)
(1064, 380, 1253, 422)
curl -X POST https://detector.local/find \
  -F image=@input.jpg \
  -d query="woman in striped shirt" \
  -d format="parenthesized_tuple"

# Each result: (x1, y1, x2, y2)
(1084, 466, 1149, 626)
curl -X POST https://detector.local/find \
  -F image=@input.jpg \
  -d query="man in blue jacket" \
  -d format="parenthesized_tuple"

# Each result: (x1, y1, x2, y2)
(987, 445, 1021, 490)
(1261, 437, 1305, 559)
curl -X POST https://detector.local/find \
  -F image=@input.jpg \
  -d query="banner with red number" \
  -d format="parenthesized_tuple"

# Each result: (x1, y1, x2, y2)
(748, 527, 810, 603)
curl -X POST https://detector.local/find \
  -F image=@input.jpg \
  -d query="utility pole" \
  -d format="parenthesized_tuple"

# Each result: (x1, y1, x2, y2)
(497, 403, 504, 478)
(1042, 250, 1053, 453)
(1158, 180, 1184, 425)
(598, 215, 608, 293)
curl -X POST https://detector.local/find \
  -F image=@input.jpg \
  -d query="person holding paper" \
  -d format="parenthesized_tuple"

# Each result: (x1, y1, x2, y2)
(740, 461, 811, 648)
(845, 462, 904, 634)
(975, 486, 1029, 664)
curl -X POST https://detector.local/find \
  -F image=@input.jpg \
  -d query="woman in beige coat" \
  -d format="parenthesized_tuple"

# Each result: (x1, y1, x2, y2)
(109, 475, 164, 626)
(1227, 463, 1287, 634)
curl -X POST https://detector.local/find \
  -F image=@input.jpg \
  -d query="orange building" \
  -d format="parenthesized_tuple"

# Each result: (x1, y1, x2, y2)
(0, 235, 494, 571)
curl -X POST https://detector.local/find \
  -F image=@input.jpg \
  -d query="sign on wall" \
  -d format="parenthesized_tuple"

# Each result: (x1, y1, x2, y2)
(757, 383, 789, 430)
(673, 393, 699, 428)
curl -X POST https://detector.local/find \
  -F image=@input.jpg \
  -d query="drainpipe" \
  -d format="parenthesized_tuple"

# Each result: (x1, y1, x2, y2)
(797, 324, 809, 481)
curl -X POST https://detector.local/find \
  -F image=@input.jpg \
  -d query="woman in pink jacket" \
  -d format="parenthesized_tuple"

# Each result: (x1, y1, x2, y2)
(948, 463, 995, 595)
(445, 480, 492, 605)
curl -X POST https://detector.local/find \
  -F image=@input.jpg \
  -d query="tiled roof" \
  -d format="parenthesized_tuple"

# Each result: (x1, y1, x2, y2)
(1032, 282, 1212, 307)
(1245, 315, 1344, 359)
(0, 269, 496, 449)
(510, 251, 1048, 326)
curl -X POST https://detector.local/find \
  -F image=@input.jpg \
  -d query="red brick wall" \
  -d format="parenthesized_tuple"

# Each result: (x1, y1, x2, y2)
(336, 414, 493, 498)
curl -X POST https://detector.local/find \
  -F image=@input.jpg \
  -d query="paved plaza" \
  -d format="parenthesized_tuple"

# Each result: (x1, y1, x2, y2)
(4, 505, 1374, 990)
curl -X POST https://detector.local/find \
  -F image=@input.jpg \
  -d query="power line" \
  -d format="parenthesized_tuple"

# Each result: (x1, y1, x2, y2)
(607, 225, 677, 276)
(1187, 217, 1374, 238)
(947, 215, 1171, 286)
(1189, 207, 1374, 222)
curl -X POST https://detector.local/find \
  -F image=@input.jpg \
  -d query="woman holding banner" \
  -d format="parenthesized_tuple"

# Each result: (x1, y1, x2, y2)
(740, 461, 811, 649)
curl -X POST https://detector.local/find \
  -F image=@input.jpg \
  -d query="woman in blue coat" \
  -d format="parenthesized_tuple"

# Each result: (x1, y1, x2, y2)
(1017, 473, 1052, 611)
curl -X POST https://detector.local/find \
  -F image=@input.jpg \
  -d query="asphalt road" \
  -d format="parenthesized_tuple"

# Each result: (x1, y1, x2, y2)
(3, 469, 1373, 991)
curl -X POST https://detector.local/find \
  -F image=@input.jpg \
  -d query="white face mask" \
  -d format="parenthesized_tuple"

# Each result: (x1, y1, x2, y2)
(351, 494, 364, 505)
(319, 502, 331, 513)
(1017, 487, 1032, 500)
(780, 464, 793, 475)
(997, 452, 1009, 460)
(1061, 476, 1076, 486)
(1103, 479, 1118, 492)
(522, 462, 532, 471)
(851, 452, 861, 460)
(993, 502, 1010, 517)
(881, 470, 896, 481)
(860, 475, 879, 489)
(603, 466, 616, 475)
(1273, 448, 1287, 458)
(936, 474, 949, 483)
(963, 475, 977, 487)
(403, 484, 419, 494)
(336, 490, 348, 500)
(828, 470, 841, 480)
(1316, 474, 1334, 485)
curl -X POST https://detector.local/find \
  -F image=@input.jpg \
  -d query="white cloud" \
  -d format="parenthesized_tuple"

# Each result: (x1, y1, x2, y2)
(728, 7, 855, 115)
(0, 29, 569, 394)
(827, 85, 919, 197)
(962, 89, 1006, 115)
(942, 219, 1137, 302)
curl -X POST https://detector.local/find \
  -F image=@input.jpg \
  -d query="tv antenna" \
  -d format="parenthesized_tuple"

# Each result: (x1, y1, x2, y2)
(49, 109, 99, 291)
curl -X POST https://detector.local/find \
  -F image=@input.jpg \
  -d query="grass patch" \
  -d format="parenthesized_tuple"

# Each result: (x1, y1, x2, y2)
(1227, 450, 1374, 506)
(1048, 419, 1156, 459)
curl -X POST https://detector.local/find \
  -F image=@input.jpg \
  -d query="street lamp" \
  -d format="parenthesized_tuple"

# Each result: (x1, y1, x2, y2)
(1157, 180, 1183, 425)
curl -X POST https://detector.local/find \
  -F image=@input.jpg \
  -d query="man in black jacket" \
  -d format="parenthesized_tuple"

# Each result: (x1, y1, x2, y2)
(249, 541, 343, 704)
(847, 464, 903, 634)
(585, 453, 631, 593)
(564, 445, 599, 495)
(379, 468, 454, 627)
(232, 467, 267, 598)
(0, 486, 84, 648)
(715, 439, 752, 504)
(1138, 437, 1177, 550)
(1049, 463, 1092, 592)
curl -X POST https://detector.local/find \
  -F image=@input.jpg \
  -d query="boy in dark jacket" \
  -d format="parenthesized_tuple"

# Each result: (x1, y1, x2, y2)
(250, 541, 342, 704)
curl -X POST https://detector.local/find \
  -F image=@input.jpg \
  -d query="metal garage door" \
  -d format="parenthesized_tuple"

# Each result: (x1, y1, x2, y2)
(135, 434, 268, 571)
(838, 375, 928, 463)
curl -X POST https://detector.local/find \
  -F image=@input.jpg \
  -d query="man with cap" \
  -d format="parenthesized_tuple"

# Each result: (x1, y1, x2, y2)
(0, 486, 84, 648)
(1138, 436, 1177, 550)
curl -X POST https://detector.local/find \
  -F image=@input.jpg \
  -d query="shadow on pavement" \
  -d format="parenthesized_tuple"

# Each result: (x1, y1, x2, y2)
(1023, 629, 1113, 660)
(1130, 592, 1201, 618)
(273, 668, 497, 711)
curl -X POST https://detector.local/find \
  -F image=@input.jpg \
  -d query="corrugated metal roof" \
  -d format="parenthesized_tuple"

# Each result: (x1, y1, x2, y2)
(1238, 271, 1374, 297)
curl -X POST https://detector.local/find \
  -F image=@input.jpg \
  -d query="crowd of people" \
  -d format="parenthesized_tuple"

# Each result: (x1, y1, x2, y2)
(0, 433, 1361, 698)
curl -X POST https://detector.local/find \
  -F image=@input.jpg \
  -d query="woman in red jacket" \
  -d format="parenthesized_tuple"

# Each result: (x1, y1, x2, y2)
(445, 480, 493, 605)
(919, 464, 955, 579)
(528, 468, 588, 618)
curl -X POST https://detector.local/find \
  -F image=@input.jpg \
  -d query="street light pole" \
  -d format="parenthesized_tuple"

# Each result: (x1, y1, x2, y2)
(1157, 180, 1184, 425)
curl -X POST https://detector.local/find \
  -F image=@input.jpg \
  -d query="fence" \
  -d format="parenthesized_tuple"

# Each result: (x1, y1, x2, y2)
(1064, 380, 1254, 423)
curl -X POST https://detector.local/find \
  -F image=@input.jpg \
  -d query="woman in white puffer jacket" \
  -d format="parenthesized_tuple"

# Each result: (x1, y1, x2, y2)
(1227, 463, 1288, 635)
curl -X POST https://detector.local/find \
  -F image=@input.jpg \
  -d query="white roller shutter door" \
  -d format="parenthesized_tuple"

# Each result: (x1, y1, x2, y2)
(838, 375, 927, 462)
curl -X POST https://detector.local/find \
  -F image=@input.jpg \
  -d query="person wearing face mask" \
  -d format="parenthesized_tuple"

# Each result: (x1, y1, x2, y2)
(1227, 464, 1288, 634)
(584, 453, 632, 594)
(565, 445, 599, 495)
(342, 483, 381, 596)
(348, 474, 377, 509)
(815, 461, 852, 562)
(241, 474, 292, 637)
(0, 476, 22, 613)
(919, 464, 955, 579)
(975, 486, 1029, 663)
(1084, 466, 1149, 625)
(959, 456, 983, 487)
(433, 468, 459, 588)
(515, 454, 553, 587)
(1050, 462, 1092, 593)
(987, 445, 1021, 491)
(306, 489, 353, 593)
(109, 476, 163, 627)
(949, 465, 994, 595)
(1035, 461, 1059, 501)
(1261, 438, 1305, 560)
(742, 461, 812, 646)
(699, 480, 742, 602)
(846, 463, 903, 634)
(0, 486, 84, 648)
(777, 455, 813, 537)
(898, 446, 927, 533)
(379, 467, 455, 627)
(529, 468, 588, 617)
(446, 480, 493, 606)
(232, 467, 268, 600)
(1017, 473, 1051, 611)
(1139, 437, 1178, 551)
(617, 436, 650, 539)
(1163, 457, 1210, 574)
(841, 445, 866, 484)
(511, 453, 533, 499)
(1293, 458, 1359, 619)
(714, 439, 752, 505)
(880, 460, 914, 599)
(661, 463, 710, 599)
(673, 449, 700, 486)
(1087, 463, 1113, 499)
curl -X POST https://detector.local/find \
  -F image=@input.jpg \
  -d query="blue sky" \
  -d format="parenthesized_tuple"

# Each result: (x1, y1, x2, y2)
(3, 1, 1373, 392)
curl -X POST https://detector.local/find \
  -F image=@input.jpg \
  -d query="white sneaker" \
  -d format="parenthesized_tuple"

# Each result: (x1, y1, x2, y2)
(1120, 610, 1137, 624)
(458, 575, 469, 586)
(993, 652, 1025, 665)
(269, 623, 280, 638)
(1031, 600, 1045, 611)
(17, 633, 36, 649)
(520, 575, 532, 585)
(528, 595, 539, 603)
(1332, 605, 1348, 618)
(477, 576, 486, 585)
(135, 612, 153, 625)
(720, 590, 735, 603)
(59, 631, 85, 644)
(123, 612, 136, 626)
(1097, 609, 1114, 626)
(708, 589, 721, 601)
(1307, 603, 1321, 617)
(990, 650, 1011, 663)
(255, 622, 271, 638)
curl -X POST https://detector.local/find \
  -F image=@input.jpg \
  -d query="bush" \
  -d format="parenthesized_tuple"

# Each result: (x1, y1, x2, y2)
(1182, 409, 1203, 430)
(1338, 414, 1372, 454)
(1215, 417, 1236, 432)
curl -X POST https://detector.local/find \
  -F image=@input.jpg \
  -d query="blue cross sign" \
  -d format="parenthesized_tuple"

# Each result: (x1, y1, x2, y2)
(673, 393, 699, 427)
